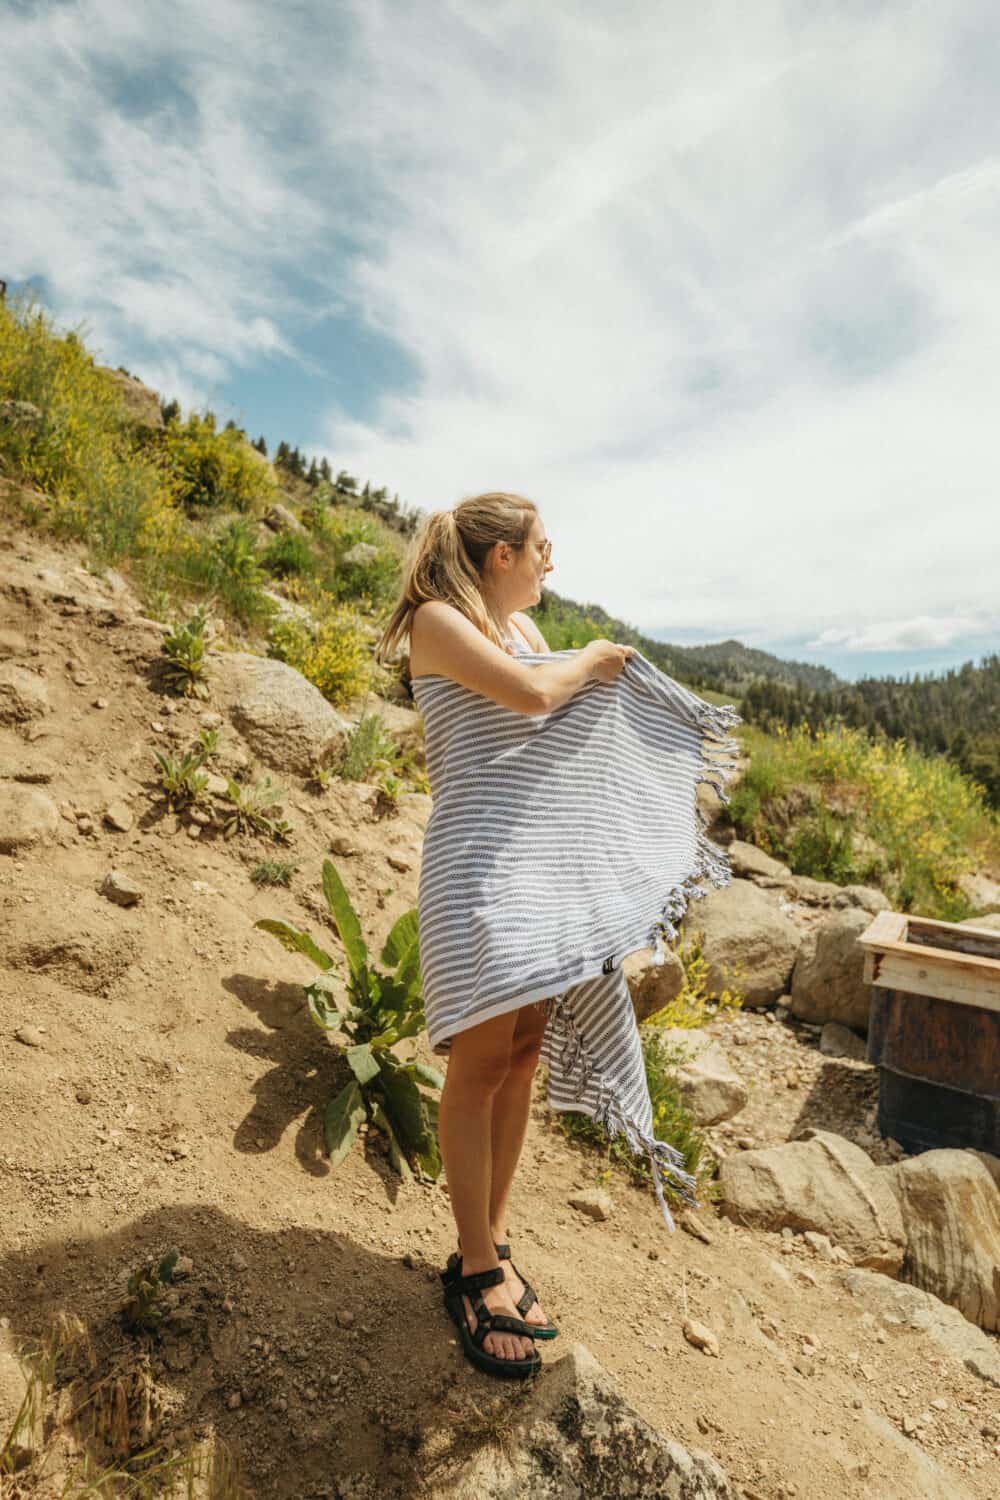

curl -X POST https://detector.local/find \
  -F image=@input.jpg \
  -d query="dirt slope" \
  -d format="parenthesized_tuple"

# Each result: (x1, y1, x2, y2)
(1, 522, 997, 1499)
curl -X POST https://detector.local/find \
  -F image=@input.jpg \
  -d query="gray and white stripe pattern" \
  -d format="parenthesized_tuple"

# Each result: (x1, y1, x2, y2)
(410, 638, 742, 1229)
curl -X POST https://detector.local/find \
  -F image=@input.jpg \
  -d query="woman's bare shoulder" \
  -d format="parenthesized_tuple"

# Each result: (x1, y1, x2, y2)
(408, 600, 484, 677)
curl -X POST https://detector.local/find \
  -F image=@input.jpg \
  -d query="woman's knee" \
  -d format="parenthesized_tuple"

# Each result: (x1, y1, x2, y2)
(445, 1024, 514, 1098)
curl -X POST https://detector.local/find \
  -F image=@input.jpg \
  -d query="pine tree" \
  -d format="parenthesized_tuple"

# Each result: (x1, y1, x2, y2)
(255, 435, 268, 456)
(307, 458, 319, 487)
(319, 457, 332, 482)
(160, 398, 180, 425)
(275, 440, 290, 466)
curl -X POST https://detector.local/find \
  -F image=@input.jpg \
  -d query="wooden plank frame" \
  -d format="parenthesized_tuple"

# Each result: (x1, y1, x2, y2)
(858, 910, 1000, 1014)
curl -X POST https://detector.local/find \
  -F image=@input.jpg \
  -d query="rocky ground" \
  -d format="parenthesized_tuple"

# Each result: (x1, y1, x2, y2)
(0, 519, 997, 1499)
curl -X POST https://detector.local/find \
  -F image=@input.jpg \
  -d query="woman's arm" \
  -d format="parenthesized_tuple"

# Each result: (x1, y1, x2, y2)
(411, 602, 629, 715)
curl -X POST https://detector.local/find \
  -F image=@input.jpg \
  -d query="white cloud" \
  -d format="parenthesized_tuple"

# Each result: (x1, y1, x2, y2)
(3, 0, 998, 670)
(318, 1, 1000, 660)
(809, 612, 1000, 653)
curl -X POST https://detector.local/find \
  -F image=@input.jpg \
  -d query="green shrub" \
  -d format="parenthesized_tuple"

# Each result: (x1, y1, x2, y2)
(0, 295, 183, 564)
(161, 411, 278, 514)
(729, 721, 990, 918)
(121, 1249, 179, 1333)
(161, 607, 211, 698)
(556, 1025, 707, 1201)
(170, 518, 271, 626)
(222, 776, 293, 841)
(334, 711, 398, 781)
(260, 530, 316, 578)
(255, 860, 440, 1178)
(268, 603, 371, 706)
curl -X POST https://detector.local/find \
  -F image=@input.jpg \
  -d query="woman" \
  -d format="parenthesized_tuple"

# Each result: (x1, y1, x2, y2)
(376, 491, 738, 1380)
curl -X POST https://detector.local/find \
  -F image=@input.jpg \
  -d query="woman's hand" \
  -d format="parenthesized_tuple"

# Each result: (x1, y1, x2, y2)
(582, 639, 636, 683)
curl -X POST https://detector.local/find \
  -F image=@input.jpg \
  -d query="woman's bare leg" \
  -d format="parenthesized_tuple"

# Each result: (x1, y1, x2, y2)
(437, 1010, 535, 1361)
(488, 1003, 546, 1237)
(487, 1002, 550, 1327)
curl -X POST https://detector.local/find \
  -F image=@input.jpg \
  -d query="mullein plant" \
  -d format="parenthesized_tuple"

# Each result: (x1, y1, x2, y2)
(255, 860, 441, 1179)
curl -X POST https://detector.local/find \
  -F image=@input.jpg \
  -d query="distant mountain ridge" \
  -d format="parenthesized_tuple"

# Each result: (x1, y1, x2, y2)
(534, 589, 842, 697)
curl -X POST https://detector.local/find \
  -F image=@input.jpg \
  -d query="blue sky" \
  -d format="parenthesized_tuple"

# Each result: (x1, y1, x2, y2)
(4, 1, 999, 684)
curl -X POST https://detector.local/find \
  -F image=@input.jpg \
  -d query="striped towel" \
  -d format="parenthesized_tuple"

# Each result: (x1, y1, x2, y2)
(410, 638, 743, 1228)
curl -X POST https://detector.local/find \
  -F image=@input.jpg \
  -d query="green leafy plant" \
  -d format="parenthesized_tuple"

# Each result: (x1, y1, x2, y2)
(120, 1249, 179, 1333)
(555, 1025, 707, 1205)
(334, 710, 398, 782)
(197, 725, 220, 758)
(254, 859, 441, 1178)
(222, 775, 293, 841)
(371, 772, 402, 819)
(153, 747, 210, 810)
(160, 608, 211, 698)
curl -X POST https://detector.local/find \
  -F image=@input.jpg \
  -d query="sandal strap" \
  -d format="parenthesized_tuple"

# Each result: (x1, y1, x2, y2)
(456, 1266, 505, 1294)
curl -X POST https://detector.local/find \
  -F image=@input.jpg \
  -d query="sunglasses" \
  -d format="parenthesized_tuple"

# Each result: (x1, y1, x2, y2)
(514, 538, 552, 564)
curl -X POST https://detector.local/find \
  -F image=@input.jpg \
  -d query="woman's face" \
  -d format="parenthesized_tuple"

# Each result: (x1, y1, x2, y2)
(515, 512, 554, 604)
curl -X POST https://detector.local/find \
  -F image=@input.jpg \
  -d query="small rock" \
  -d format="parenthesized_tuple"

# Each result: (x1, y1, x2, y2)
(188, 807, 212, 827)
(151, 721, 165, 733)
(682, 1318, 720, 1356)
(679, 1214, 713, 1245)
(15, 1024, 44, 1048)
(226, 1392, 242, 1411)
(93, 697, 109, 710)
(336, 1309, 355, 1329)
(75, 1087, 91, 1104)
(186, 824, 201, 839)
(231, 1251, 248, 1271)
(0, 785, 62, 852)
(101, 869, 142, 907)
(206, 774, 229, 798)
(173, 1255, 194, 1280)
(330, 835, 359, 857)
(819, 1022, 868, 1061)
(103, 801, 133, 832)
(568, 1188, 614, 1222)
(803, 1231, 835, 1261)
(387, 854, 410, 873)
(76, 815, 96, 836)
(200, 711, 224, 730)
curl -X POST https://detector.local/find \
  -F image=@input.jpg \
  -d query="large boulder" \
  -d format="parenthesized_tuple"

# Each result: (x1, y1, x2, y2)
(833, 884, 891, 915)
(838, 1266, 1000, 1387)
(789, 906, 872, 1030)
(725, 839, 790, 882)
(958, 913, 1000, 934)
(622, 946, 685, 1022)
(0, 662, 49, 724)
(99, 368, 164, 430)
(957, 870, 1000, 912)
(0, 784, 60, 854)
(884, 1150, 1000, 1333)
(210, 652, 352, 775)
(718, 1129, 906, 1272)
(263, 503, 306, 535)
(658, 1027, 748, 1125)
(433, 1343, 736, 1499)
(678, 878, 800, 1008)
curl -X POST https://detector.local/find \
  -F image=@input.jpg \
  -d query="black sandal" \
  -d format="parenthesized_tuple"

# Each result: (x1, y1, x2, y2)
(443, 1244, 559, 1340)
(440, 1265, 542, 1379)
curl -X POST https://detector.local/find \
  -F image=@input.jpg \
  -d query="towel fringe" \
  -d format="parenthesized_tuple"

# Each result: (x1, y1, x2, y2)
(543, 996, 700, 1232)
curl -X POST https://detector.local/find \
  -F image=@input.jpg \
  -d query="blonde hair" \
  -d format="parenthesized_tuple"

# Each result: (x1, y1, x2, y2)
(375, 491, 538, 666)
